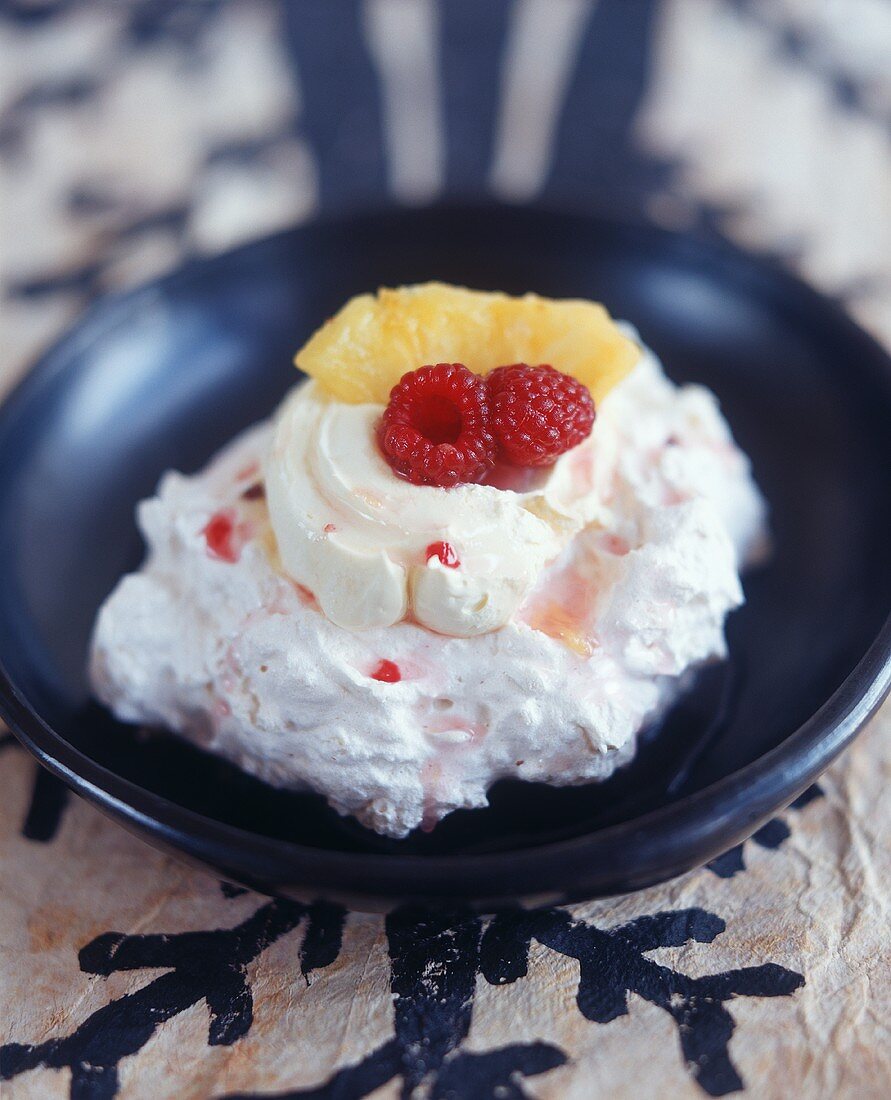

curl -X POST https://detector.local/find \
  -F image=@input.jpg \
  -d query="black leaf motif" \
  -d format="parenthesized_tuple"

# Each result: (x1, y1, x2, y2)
(0, 900, 345, 1098)
(21, 766, 70, 842)
(225, 905, 566, 1100)
(707, 784, 823, 878)
(227, 903, 800, 1099)
(727, 0, 891, 132)
(299, 901, 346, 983)
(480, 907, 803, 1097)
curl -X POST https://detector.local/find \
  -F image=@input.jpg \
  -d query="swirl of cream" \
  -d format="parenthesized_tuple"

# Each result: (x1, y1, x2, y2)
(264, 382, 606, 635)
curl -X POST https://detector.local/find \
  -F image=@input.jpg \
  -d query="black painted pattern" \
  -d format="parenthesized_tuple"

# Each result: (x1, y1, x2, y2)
(226, 905, 568, 1099)
(0, 899, 803, 1099)
(481, 907, 802, 1097)
(0, 3, 875, 1096)
(0, 718, 827, 1094)
(439, 0, 512, 196)
(707, 784, 824, 878)
(728, 0, 891, 136)
(542, 0, 672, 212)
(281, 0, 388, 212)
(21, 765, 70, 843)
(0, 900, 345, 1099)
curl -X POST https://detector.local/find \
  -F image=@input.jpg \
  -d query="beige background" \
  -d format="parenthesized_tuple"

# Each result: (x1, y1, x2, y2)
(1, 2, 889, 1097)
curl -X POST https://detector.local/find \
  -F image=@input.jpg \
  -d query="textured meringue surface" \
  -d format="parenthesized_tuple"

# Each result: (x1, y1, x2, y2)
(90, 338, 766, 837)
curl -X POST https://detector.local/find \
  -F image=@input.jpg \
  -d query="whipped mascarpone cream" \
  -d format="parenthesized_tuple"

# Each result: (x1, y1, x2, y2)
(90, 338, 766, 837)
(265, 381, 601, 635)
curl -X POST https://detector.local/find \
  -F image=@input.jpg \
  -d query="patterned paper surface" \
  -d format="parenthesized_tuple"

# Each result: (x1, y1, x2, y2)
(1, 2, 889, 1097)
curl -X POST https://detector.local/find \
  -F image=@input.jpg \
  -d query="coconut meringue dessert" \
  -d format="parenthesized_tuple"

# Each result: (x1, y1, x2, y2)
(90, 284, 766, 838)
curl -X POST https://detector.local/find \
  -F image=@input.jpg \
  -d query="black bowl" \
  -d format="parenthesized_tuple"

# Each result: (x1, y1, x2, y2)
(1, 206, 890, 911)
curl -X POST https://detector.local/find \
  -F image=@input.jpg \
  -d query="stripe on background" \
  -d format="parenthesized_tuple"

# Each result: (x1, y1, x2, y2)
(729, 0, 891, 134)
(362, 0, 445, 204)
(438, 0, 513, 195)
(542, 0, 668, 210)
(489, 0, 593, 202)
(281, 0, 388, 211)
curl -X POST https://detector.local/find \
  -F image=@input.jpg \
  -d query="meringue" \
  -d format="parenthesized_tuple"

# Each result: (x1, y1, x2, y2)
(90, 338, 766, 837)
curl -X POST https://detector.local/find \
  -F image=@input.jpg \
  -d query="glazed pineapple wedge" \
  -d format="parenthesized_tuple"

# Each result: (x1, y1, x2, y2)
(295, 283, 639, 405)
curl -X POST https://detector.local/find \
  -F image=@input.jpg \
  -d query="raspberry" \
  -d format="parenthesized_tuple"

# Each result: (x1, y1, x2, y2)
(203, 509, 248, 563)
(487, 363, 595, 467)
(241, 481, 265, 501)
(378, 363, 495, 487)
(486, 362, 559, 397)
(426, 541, 460, 568)
(371, 659, 401, 683)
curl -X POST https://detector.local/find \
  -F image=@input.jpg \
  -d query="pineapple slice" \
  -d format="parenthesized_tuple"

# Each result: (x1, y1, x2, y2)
(294, 283, 639, 405)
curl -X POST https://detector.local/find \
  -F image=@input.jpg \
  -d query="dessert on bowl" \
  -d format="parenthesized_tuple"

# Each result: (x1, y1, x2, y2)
(90, 283, 766, 838)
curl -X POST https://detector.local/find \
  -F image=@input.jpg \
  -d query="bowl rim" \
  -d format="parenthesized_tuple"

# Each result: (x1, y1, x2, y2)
(1, 204, 890, 902)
